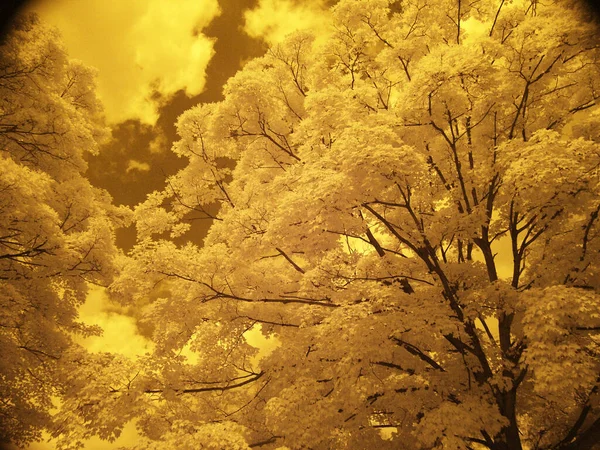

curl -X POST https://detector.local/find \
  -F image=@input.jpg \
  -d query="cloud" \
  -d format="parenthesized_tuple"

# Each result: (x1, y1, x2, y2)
(78, 286, 153, 357)
(27, 0, 221, 125)
(126, 159, 151, 173)
(243, 0, 331, 45)
(148, 129, 169, 154)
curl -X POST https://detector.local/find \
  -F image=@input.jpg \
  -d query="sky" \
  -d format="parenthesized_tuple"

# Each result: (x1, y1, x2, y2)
(3, 1, 332, 448)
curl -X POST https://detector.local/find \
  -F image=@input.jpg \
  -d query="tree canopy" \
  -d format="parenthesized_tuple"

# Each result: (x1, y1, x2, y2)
(0, 14, 127, 446)
(3, 0, 600, 449)
(100, 0, 600, 448)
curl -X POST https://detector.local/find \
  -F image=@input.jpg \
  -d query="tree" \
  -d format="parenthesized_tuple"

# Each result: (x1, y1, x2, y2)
(56, 0, 600, 449)
(0, 14, 127, 447)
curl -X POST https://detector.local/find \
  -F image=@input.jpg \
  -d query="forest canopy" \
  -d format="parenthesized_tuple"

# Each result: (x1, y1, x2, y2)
(0, 13, 127, 447)
(1, 0, 600, 449)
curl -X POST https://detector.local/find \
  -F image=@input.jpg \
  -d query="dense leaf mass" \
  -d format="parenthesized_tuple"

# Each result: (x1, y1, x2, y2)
(109, 1, 600, 448)
(3, 1, 600, 449)
(0, 14, 127, 447)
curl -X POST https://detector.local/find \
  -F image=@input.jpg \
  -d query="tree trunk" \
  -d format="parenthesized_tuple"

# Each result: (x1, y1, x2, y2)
(558, 416, 600, 450)
(494, 388, 523, 450)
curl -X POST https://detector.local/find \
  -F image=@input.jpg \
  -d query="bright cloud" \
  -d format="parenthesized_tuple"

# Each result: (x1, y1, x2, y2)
(27, 0, 221, 125)
(126, 159, 151, 173)
(78, 286, 153, 357)
(244, 0, 331, 45)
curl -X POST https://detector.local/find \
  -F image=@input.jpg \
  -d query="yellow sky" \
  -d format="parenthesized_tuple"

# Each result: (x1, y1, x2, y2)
(76, 287, 153, 356)
(25, 0, 331, 125)
(26, 0, 221, 125)
(244, 0, 331, 45)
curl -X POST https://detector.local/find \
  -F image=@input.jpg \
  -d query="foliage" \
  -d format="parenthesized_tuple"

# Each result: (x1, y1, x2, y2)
(0, 14, 127, 447)
(101, 0, 600, 448)
(5, 0, 600, 449)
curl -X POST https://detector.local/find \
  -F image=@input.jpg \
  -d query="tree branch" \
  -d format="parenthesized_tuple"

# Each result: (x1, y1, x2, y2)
(391, 336, 446, 372)
(143, 371, 265, 395)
